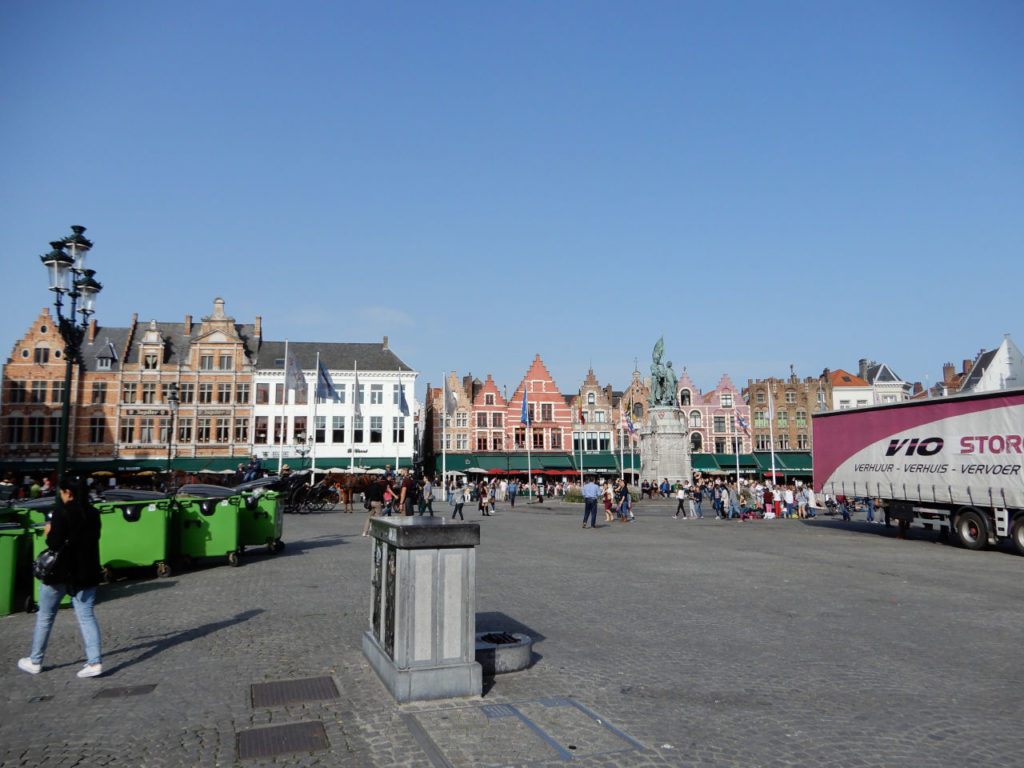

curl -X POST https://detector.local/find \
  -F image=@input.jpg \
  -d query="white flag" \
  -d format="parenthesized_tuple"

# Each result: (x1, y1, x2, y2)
(285, 351, 307, 392)
(444, 380, 458, 416)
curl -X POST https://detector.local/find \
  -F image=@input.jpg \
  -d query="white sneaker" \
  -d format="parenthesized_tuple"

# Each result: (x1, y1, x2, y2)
(76, 663, 103, 678)
(17, 657, 41, 675)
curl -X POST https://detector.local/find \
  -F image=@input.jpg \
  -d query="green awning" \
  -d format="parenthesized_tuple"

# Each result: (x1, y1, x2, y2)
(752, 452, 813, 473)
(618, 454, 640, 471)
(691, 454, 719, 472)
(576, 453, 618, 470)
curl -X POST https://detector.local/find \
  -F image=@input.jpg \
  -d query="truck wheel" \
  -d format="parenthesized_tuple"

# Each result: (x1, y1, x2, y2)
(956, 510, 987, 550)
(1010, 517, 1024, 556)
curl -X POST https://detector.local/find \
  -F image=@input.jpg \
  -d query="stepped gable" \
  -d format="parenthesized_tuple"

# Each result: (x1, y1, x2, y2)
(473, 374, 506, 407)
(714, 373, 740, 394)
(505, 354, 571, 426)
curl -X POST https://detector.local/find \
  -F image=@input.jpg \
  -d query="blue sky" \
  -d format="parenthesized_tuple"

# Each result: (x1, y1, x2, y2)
(2, 1, 1021, 401)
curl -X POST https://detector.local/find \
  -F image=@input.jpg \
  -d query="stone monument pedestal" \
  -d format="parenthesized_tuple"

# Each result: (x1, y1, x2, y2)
(640, 406, 691, 485)
(363, 517, 483, 703)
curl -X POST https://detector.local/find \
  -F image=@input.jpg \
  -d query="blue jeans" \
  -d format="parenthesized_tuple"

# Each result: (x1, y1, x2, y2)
(694, 500, 703, 518)
(583, 498, 597, 527)
(728, 503, 741, 518)
(866, 498, 876, 522)
(31, 583, 101, 666)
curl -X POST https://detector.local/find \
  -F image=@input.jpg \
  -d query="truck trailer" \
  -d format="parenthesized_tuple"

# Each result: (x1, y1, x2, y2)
(812, 387, 1024, 554)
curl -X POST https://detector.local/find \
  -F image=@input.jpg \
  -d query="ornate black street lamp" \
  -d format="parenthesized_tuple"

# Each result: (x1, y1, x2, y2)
(40, 226, 101, 485)
(166, 382, 179, 482)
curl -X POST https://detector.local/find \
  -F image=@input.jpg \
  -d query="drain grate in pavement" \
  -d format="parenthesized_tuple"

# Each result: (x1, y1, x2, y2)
(93, 684, 157, 699)
(250, 675, 339, 708)
(481, 704, 518, 719)
(237, 721, 329, 759)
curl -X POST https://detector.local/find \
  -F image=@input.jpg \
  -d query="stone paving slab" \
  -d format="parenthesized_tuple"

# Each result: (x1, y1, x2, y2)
(2, 499, 1023, 767)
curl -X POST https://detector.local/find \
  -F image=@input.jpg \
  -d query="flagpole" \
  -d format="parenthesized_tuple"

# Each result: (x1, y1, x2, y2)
(350, 360, 357, 473)
(442, 372, 449, 488)
(395, 373, 401, 474)
(279, 340, 288, 474)
(311, 352, 319, 476)
(523, 388, 532, 502)
(768, 383, 777, 484)
(734, 417, 740, 484)
(619, 403, 625, 482)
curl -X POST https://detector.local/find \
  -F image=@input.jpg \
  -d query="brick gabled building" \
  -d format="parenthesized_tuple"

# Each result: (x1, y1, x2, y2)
(506, 355, 571, 452)
(1, 298, 261, 478)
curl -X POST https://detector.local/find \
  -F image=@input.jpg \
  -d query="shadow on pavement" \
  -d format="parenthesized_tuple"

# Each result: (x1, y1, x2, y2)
(476, 610, 545, 695)
(103, 609, 265, 675)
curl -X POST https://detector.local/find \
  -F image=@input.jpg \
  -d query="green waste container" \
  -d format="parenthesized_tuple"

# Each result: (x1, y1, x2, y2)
(0, 521, 29, 615)
(97, 498, 175, 578)
(173, 493, 242, 567)
(239, 490, 284, 554)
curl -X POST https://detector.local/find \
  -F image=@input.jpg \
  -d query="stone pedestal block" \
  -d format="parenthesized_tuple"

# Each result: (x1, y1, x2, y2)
(363, 517, 482, 702)
(640, 406, 692, 485)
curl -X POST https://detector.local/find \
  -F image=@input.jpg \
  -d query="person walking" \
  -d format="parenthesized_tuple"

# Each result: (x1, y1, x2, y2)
(18, 477, 103, 678)
(581, 476, 600, 529)
(673, 485, 687, 519)
(508, 479, 517, 508)
(451, 485, 467, 520)
(361, 477, 385, 536)
(418, 475, 435, 516)
(602, 481, 615, 522)
(398, 468, 416, 517)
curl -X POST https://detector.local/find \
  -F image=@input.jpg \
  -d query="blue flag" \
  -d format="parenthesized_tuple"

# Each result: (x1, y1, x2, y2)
(520, 390, 531, 426)
(316, 358, 337, 400)
(398, 380, 410, 417)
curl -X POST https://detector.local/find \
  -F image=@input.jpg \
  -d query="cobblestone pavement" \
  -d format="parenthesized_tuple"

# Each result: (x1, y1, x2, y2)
(2, 498, 1022, 767)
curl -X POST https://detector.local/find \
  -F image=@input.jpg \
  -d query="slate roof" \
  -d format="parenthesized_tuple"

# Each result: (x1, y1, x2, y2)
(863, 362, 902, 384)
(958, 348, 998, 392)
(77, 322, 260, 372)
(256, 341, 414, 372)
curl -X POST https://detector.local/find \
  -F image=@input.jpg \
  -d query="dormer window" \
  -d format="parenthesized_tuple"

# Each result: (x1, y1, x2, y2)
(144, 354, 159, 370)
(98, 358, 111, 371)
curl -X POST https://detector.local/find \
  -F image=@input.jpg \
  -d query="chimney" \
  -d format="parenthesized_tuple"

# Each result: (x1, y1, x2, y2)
(963, 360, 973, 375)
(254, 315, 262, 344)
(184, 315, 192, 335)
(858, 359, 869, 379)
(913, 382, 923, 395)
(88, 318, 97, 344)
(943, 363, 955, 382)
(382, 335, 389, 350)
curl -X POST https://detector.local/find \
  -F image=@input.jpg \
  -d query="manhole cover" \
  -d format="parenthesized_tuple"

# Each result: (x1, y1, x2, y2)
(237, 721, 329, 759)
(93, 684, 157, 699)
(251, 676, 339, 708)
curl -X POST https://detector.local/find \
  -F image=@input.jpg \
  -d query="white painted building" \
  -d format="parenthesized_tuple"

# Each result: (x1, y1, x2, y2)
(827, 368, 875, 410)
(252, 337, 418, 471)
(857, 359, 912, 405)
(958, 334, 1024, 393)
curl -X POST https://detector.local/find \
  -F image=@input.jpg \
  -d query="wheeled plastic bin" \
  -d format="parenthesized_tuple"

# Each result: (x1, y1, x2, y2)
(0, 521, 29, 615)
(173, 491, 242, 567)
(239, 489, 284, 554)
(96, 498, 175, 578)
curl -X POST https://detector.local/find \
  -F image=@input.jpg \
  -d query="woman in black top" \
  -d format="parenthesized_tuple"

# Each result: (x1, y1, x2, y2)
(18, 477, 103, 678)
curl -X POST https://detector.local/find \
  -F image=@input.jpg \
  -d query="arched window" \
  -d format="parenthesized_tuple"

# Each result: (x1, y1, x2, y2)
(689, 411, 701, 429)
(680, 389, 691, 406)
(632, 402, 643, 419)
(587, 392, 595, 405)
(690, 433, 703, 452)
